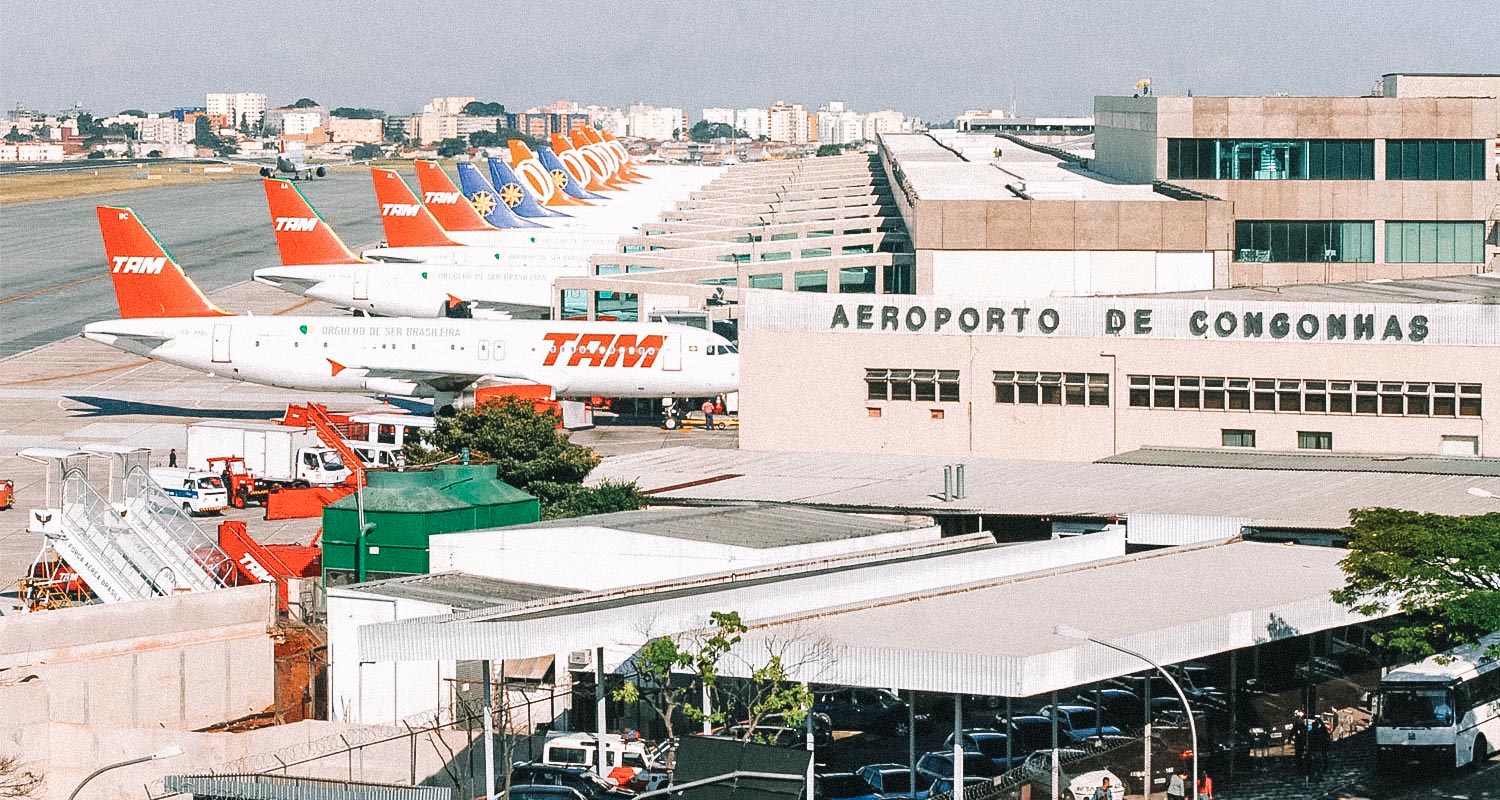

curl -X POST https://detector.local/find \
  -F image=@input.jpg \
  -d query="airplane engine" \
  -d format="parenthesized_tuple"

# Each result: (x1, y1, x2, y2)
(315, 166, 327, 178)
(259, 167, 273, 178)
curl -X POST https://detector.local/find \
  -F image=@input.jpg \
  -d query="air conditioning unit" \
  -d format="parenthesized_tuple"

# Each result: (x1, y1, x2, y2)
(568, 650, 592, 671)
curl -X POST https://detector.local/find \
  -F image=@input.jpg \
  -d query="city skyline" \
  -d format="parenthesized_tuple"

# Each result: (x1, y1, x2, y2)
(5, 0, 1496, 121)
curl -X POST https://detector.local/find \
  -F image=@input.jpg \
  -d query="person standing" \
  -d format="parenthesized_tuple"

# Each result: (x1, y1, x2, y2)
(1166, 769, 1186, 800)
(168, 448, 177, 467)
(1196, 772, 1214, 799)
(1089, 776, 1113, 800)
(701, 399, 716, 430)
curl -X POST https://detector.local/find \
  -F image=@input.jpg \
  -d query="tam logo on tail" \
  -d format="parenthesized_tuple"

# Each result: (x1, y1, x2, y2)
(423, 191, 461, 204)
(381, 203, 421, 217)
(110, 256, 166, 274)
(274, 217, 319, 232)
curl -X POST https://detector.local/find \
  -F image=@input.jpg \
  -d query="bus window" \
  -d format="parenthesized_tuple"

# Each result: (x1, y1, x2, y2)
(1378, 686, 1454, 727)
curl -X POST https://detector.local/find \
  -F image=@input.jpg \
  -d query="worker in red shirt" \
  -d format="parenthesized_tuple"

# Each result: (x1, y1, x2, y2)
(701, 399, 716, 430)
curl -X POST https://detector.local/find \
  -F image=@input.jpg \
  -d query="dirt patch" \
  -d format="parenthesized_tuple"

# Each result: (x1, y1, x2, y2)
(0, 163, 259, 205)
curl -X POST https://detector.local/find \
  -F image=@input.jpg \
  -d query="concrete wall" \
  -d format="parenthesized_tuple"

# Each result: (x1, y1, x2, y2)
(326, 591, 454, 724)
(1385, 74, 1500, 99)
(0, 585, 276, 736)
(908, 197, 1234, 253)
(929, 250, 1214, 297)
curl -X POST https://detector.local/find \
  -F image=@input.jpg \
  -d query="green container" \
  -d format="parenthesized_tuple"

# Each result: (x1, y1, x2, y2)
(322, 466, 540, 581)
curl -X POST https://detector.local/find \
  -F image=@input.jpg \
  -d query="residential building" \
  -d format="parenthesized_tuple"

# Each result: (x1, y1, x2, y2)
(328, 117, 383, 143)
(626, 103, 686, 141)
(205, 92, 266, 130)
(768, 101, 809, 144)
(422, 96, 476, 115)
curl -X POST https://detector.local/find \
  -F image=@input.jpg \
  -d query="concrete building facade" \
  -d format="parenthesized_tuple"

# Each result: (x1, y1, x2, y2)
(1092, 75, 1500, 284)
(205, 92, 266, 130)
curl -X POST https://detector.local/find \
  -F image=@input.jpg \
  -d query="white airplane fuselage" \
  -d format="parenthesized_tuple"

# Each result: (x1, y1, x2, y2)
(82, 316, 739, 399)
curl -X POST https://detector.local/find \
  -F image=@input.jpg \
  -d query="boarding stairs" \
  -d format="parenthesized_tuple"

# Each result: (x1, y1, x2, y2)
(54, 470, 164, 603)
(117, 468, 233, 592)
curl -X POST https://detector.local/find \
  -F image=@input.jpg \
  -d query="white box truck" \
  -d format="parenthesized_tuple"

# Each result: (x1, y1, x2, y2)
(186, 421, 350, 487)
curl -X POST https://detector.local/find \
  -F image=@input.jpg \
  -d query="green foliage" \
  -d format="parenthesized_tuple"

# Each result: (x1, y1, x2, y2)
(146, 149, 163, 158)
(436, 137, 468, 158)
(461, 101, 507, 117)
(119, 109, 147, 118)
(291, 97, 320, 108)
(613, 611, 747, 740)
(349, 143, 384, 160)
(191, 116, 216, 146)
(535, 479, 647, 521)
(4, 126, 31, 142)
(74, 113, 99, 135)
(86, 151, 106, 159)
(332, 107, 384, 119)
(412, 397, 644, 519)
(689, 121, 744, 143)
(1333, 508, 1500, 659)
(470, 128, 538, 150)
(815, 144, 844, 157)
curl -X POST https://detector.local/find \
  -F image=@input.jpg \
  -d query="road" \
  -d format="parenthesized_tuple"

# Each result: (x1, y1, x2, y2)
(0, 171, 382, 358)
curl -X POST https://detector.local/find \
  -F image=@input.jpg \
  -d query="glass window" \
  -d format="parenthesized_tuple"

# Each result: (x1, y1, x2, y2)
(994, 371, 1017, 404)
(1387, 140, 1486, 180)
(560, 289, 588, 320)
(1040, 373, 1063, 405)
(839, 266, 876, 294)
(1298, 431, 1333, 450)
(594, 291, 638, 321)
(748, 273, 783, 290)
(1088, 373, 1110, 406)
(866, 369, 889, 401)
(1385, 221, 1486, 263)
(1017, 372, 1040, 404)
(769, 232, 798, 241)
(883, 261, 916, 294)
(800, 247, 833, 258)
(760, 251, 791, 261)
(794, 270, 828, 292)
(699, 276, 738, 287)
(938, 370, 960, 402)
(1168, 139, 1373, 180)
(874, 369, 959, 403)
(1222, 429, 1256, 448)
(1203, 377, 1226, 410)
(1234, 221, 1374, 263)
(1128, 375, 1150, 407)
(1460, 385, 1483, 417)
(914, 370, 937, 402)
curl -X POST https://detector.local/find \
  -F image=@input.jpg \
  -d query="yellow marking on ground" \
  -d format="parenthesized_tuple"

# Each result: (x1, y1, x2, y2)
(273, 298, 317, 315)
(0, 360, 151, 386)
(0, 274, 105, 303)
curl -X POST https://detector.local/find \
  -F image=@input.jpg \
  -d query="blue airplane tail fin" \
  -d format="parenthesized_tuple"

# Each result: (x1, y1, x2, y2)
(488, 157, 568, 218)
(455, 162, 544, 229)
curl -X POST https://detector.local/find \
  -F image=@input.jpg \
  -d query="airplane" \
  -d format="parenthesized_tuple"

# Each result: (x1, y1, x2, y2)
(84, 206, 740, 414)
(253, 177, 596, 317)
(411, 161, 616, 253)
(508, 140, 592, 207)
(231, 142, 350, 180)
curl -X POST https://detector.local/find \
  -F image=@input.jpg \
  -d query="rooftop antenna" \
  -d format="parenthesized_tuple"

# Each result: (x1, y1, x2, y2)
(1133, 78, 1152, 97)
(1009, 87, 1017, 119)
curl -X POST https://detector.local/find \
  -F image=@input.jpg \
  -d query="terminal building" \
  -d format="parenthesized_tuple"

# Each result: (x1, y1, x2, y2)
(553, 73, 1497, 459)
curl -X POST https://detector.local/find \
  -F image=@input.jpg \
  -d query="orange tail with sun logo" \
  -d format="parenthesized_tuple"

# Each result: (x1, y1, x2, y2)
(413, 161, 495, 232)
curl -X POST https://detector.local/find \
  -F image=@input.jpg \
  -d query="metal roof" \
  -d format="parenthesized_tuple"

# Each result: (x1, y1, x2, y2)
(1101, 446, 1500, 476)
(163, 774, 451, 800)
(357, 532, 1124, 664)
(504, 503, 925, 548)
(720, 540, 1378, 698)
(586, 447, 1500, 531)
(336, 571, 577, 610)
(1135, 275, 1500, 306)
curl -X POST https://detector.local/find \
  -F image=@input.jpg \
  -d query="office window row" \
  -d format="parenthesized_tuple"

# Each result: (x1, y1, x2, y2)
(866, 369, 961, 402)
(1129, 376, 1482, 417)
(1167, 139, 1374, 181)
(1385, 139, 1488, 181)
(993, 372, 1110, 406)
(1221, 429, 1332, 450)
(1386, 221, 1487, 263)
(1234, 221, 1375, 263)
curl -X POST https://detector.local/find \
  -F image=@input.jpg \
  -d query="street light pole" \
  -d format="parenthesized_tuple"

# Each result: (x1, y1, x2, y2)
(1056, 625, 1198, 800)
(67, 746, 184, 800)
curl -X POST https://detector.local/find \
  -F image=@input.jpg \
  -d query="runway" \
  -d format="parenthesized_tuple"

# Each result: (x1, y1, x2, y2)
(0, 171, 382, 358)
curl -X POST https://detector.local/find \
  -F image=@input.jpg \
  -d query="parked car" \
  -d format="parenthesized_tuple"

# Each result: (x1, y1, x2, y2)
(997, 716, 1058, 757)
(504, 786, 588, 800)
(855, 764, 926, 800)
(759, 711, 835, 748)
(1077, 689, 1145, 731)
(815, 688, 927, 736)
(508, 764, 629, 799)
(1019, 750, 1124, 800)
(815, 773, 881, 800)
(942, 729, 1027, 770)
(915, 750, 1005, 787)
(1037, 704, 1124, 743)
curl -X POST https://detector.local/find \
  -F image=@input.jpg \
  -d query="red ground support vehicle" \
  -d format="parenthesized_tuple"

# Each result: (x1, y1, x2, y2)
(0, 479, 13, 510)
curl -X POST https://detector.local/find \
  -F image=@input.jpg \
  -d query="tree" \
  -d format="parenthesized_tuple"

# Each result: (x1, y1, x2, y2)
(409, 397, 646, 518)
(118, 109, 147, 118)
(74, 113, 99, 135)
(349, 143, 383, 160)
(1333, 508, 1500, 659)
(815, 144, 843, 157)
(146, 149, 163, 158)
(689, 121, 743, 143)
(331, 107, 384, 119)
(291, 97, 319, 108)
(86, 150, 106, 159)
(0, 754, 43, 798)
(461, 101, 506, 117)
(3, 126, 30, 142)
(191, 116, 216, 147)
(613, 610, 746, 742)
(468, 130, 503, 148)
(435, 137, 468, 157)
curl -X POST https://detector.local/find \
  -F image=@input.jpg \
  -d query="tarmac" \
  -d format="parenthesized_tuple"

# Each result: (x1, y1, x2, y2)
(0, 170, 382, 358)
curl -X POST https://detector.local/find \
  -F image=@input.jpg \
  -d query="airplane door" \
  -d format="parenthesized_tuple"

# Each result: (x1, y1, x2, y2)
(353, 269, 369, 301)
(211, 324, 232, 363)
(661, 335, 682, 372)
(478, 340, 490, 361)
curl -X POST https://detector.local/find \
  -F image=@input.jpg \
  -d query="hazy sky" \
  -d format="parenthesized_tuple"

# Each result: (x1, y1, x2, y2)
(5, 0, 1496, 121)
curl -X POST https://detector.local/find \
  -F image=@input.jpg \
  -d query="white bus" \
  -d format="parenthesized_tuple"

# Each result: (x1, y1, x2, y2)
(1375, 632, 1500, 771)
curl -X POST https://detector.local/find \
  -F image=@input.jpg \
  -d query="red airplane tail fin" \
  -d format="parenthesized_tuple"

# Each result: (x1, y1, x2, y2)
(262, 178, 364, 265)
(413, 161, 494, 232)
(370, 169, 461, 247)
(96, 206, 232, 319)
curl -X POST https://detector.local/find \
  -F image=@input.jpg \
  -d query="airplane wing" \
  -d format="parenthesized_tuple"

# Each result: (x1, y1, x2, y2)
(331, 360, 541, 393)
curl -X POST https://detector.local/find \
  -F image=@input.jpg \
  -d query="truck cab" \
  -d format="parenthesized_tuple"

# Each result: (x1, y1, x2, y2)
(148, 467, 229, 515)
(345, 441, 405, 470)
(298, 447, 350, 485)
(541, 732, 664, 791)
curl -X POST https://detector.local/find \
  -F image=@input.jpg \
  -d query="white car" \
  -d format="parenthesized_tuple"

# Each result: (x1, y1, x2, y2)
(1020, 750, 1125, 800)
